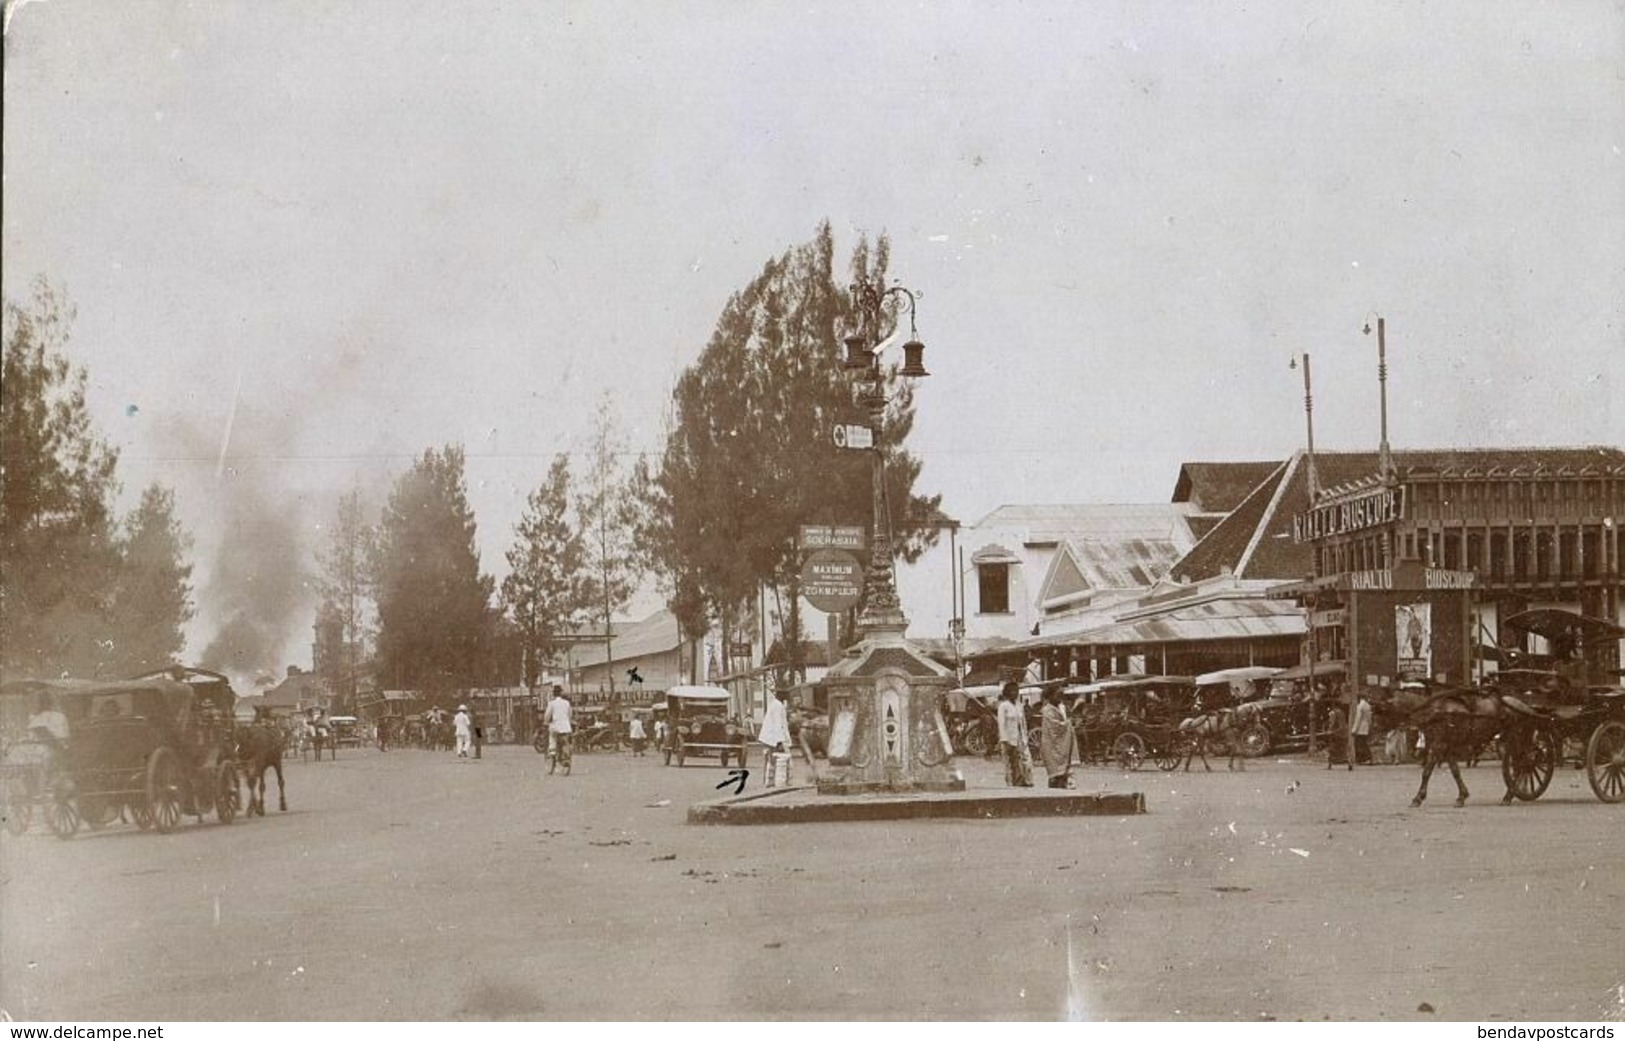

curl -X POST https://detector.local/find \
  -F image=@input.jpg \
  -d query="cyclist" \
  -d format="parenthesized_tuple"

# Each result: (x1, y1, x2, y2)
(542, 686, 573, 772)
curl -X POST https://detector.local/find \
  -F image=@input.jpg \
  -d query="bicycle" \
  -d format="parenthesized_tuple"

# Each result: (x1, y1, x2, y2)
(548, 732, 572, 776)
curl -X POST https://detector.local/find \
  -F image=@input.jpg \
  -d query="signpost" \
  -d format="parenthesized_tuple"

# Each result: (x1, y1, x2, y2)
(801, 549, 863, 613)
(799, 524, 865, 552)
(832, 424, 874, 450)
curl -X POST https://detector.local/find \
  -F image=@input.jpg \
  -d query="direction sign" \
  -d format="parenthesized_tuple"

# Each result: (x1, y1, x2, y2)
(832, 424, 874, 450)
(799, 524, 866, 551)
(800, 549, 863, 612)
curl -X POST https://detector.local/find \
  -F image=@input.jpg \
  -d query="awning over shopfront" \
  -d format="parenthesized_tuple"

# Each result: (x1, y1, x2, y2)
(1276, 659, 1347, 681)
(968, 596, 1306, 660)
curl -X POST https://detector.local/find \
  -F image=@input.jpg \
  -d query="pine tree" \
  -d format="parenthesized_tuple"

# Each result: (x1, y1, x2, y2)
(372, 445, 494, 691)
(0, 279, 122, 677)
(576, 395, 643, 693)
(502, 454, 591, 690)
(652, 224, 942, 678)
(316, 488, 377, 709)
(107, 483, 195, 676)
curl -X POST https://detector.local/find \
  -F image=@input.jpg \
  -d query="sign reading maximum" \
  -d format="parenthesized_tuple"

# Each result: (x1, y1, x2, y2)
(801, 549, 863, 612)
(799, 524, 866, 551)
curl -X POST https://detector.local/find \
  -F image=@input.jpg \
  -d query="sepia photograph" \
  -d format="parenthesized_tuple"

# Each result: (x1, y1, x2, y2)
(2, 0, 1621, 1027)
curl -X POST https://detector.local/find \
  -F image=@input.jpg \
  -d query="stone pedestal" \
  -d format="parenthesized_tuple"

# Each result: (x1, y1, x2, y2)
(816, 628, 964, 794)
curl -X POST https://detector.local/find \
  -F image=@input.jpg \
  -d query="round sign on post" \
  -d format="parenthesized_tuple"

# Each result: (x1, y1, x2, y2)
(801, 549, 863, 613)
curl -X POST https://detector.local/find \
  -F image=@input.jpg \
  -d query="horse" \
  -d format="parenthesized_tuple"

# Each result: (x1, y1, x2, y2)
(235, 724, 287, 816)
(1175, 702, 1259, 772)
(1378, 685, 1519, 808)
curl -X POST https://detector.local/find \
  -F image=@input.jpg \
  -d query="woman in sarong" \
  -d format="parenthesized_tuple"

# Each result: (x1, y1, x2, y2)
(1039, 687, 1075, 788)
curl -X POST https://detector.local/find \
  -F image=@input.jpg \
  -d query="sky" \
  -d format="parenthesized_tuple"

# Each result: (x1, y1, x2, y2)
(4, 1, 1622, 673)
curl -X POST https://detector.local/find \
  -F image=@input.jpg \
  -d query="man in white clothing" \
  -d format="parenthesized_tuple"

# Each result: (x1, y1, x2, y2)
(453, 704, 472, 757)
(758, 685, 791, 769)
(542, 686, 573, 756)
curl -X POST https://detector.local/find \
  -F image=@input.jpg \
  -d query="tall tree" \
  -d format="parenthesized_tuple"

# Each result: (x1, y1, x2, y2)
(372, 445, 493, 691)
(653, 224, 942, 677)
(502, 454, 591, 691)
(315, 488, 377, 709)
(576, 395, 643, 693)
(0, 279, 122, 678)
(106, 483, 195, 676)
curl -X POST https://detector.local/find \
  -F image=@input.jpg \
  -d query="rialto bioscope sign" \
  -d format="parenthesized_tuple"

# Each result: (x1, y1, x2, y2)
(1292, 486, 1406, 544)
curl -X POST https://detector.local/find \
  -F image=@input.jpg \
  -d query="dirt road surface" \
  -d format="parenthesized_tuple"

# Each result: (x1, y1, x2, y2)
(2, 744, 1620, 1021)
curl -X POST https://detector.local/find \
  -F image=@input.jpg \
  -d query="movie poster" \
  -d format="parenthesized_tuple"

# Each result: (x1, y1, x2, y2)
(1396, 603, 1433, 679)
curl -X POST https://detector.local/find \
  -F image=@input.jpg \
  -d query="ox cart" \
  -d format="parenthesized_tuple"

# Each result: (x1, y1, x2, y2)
(1489, 610, 1625, 804)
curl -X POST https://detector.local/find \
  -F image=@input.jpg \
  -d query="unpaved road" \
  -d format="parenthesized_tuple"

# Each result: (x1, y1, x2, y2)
(2, 744, 1621, 1021)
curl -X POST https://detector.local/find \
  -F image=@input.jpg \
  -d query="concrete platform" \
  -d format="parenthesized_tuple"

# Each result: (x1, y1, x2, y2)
(686, 783, 1146, 824)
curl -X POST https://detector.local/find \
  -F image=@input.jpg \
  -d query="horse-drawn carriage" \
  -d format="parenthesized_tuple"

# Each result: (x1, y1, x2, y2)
(1486, 609, 1625, 804)
(1193, 667, 1284, 758)
(4, 669, 242, 838)
(1072, 676, 1197, 771)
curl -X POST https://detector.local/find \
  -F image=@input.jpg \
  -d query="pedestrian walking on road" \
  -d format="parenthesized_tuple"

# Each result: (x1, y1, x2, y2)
(628, 715, 647, 756)
(998, 683, 1033, 787)
(1039, 686, 1074, 789)
(454, 704, 472, 758)
(1352, 691, 1373, 766)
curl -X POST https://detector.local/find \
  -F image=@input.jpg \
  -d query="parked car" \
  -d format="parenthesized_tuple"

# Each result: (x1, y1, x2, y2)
(661, 685, 750, 768)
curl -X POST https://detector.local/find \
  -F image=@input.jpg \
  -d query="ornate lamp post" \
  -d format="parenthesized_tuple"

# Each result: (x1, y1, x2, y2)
(817, 274, 962, 794)
(841, 277, 930, 636)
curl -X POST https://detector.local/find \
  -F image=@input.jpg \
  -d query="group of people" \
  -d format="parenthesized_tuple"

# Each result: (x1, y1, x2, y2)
(996, 682, 1075, 789)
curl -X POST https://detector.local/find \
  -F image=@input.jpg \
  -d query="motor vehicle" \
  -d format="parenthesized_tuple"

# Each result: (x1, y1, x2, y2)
(329, 715, 362, 748)
(661, 685, 749, 768)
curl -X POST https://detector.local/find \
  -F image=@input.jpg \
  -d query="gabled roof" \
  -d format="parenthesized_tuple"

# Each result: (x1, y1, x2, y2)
(1170, 460, 1291, 582)
(1040, 537, 1189, 604)
(1172, 462, 1285, 512)
(973, 503, 1200, 544)
(258, 671, 331, 708)
(570, 610, 680, 668)
(1171, 446, 1625, 583)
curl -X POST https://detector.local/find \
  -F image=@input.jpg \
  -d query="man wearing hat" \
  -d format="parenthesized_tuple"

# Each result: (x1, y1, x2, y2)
(453, 703, 472, 758)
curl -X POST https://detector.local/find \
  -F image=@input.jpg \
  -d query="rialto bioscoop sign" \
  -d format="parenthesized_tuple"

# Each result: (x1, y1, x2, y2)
(1292, 486, 1406, 544)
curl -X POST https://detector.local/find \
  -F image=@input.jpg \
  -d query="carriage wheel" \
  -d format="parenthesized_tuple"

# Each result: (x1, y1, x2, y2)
(1154, 737, 1183, 772)
(146, 748, 184, 834)
(215, 762, 240, 824)
(3, 776, 34, 835)
(1584, 720, 1625, 803)
(1112, 732, 1145, 771)
(533, 733, 548, 754)
(1501, 725, 1558, 802)
(1239, 724, 1271, 759)
(46, 783, 79, 840)
(963, 725, 990, 757)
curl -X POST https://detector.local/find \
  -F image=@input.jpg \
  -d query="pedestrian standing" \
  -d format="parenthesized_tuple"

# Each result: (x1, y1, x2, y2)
(1325, 700, 1348, 770)
(1352, 691, 1373, 765)
(472, 706, 484, 759)
(757, 686, 791, 770)
(1039, 687, 1074, 788)
(628, 714, 647, 755)
(453, 704, 472, 758)
(997, 683, 1033, 787)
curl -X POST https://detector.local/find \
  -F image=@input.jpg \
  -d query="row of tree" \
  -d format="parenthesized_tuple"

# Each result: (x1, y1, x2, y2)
(1, 280, 195, 680)
(311, 224, 942, 698)
(4, 222, 940, 692)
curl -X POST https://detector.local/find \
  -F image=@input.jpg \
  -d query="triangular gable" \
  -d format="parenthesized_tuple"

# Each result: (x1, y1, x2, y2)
(1037, 542, 1092, 604)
